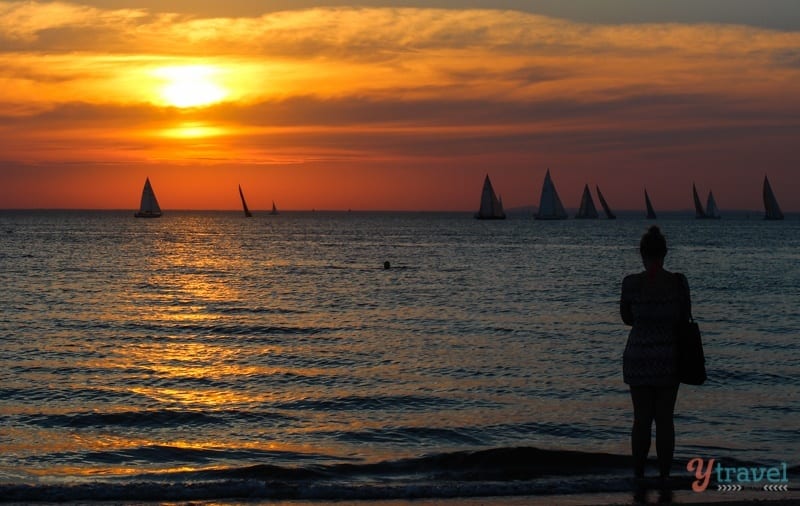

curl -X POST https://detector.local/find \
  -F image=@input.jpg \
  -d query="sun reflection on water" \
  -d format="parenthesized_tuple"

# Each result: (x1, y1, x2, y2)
(118, 221, 273, 410)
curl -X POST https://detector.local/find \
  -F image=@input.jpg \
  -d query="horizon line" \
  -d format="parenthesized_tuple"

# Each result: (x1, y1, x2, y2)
(0, 207, 787, 215)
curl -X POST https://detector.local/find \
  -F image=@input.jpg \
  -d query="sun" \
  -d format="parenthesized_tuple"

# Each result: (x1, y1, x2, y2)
(156, 65, 227, 108)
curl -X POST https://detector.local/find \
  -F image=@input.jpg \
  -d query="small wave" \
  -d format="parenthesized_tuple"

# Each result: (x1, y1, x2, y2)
(122, 321, 336, 338)
(0, 385, 148, 404)
(21, 409, 219, 429)
(214, 306, 310, 315)
(370, 446, 633, 478)
(491, 421, 614, 440)
(711, 368, 800, 387)
(78, 445, 331, 466)
(142, 447, 633, 482)
(273, 394, 461, 412)
(19, 408, 296, 430)
(315, 420, 614, 448)
(323, 426, 490, 446)
(0, 446, 641, 502)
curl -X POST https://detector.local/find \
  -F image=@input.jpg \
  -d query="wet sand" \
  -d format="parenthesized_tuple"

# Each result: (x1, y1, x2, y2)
(228, 488, 799, 506)
(266, 497, 798, 506)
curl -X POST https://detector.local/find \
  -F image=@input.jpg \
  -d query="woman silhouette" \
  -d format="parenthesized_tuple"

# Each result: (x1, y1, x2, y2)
(620, 226, 691, 480)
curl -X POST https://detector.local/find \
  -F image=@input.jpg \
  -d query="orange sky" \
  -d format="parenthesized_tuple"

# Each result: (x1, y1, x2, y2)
(1, 2, 799, 211)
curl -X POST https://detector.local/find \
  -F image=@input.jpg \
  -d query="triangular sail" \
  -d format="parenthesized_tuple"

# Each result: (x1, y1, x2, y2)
(763, 175, 784, 220)
(134, 177, 162, 218)
(644, 188, 657, 220)
(693, 183, 706, 219)
(596, 185, 616, 219)
(705, 191, 720, 219)
(270, 201, 279, 215)
(575, 184, 598, 219)
(535, 169, 567, 220)
(238, 185, 253, 217)
(475, 174, 506, 219)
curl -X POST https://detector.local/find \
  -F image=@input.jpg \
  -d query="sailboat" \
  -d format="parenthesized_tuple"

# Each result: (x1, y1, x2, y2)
(575, 184, 599, 219)
(693, 183, 721, 219)
(134, 177, 162, 218)
(596, 185, 616, 219)
(238, 185, 253, 217)
(692, 183, 707, 219)
(644, 188, 657, 220)
(763, 175, 784, 220)
(270, 201, 279, 215)
(475, 174, 506, 219)
(535, 169, 568, 220)
(705, 191, 721, 219)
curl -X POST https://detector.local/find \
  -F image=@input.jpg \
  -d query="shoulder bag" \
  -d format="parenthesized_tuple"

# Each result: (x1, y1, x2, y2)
(674, 274, 707, 385)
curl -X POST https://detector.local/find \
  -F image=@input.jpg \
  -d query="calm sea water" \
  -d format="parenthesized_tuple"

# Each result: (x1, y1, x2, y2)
(0, 210, 797, 502)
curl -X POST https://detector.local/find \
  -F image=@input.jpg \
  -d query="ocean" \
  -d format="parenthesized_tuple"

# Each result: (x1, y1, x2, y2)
(0, 210, 798, 503)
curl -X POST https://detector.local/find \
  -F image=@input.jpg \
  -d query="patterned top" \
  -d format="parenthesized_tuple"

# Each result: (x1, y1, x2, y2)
(620, 271, 690, 386)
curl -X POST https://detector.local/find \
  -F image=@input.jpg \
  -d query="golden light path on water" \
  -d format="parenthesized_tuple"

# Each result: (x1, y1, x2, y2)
(26, 217, 348, 478)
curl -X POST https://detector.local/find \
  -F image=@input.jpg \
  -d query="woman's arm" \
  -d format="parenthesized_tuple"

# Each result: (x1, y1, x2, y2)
(620, 275, 637, 326)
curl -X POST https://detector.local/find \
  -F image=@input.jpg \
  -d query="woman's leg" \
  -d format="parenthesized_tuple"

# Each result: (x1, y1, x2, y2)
(629, 386, 656, 477)
(653, 385, 680, 478)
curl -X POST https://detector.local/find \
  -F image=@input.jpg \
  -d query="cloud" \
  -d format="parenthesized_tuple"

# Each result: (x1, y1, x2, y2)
(0, 1, 148, 44)
(2, 4, 799, 126)
(1, 3, 799, 210)
(2, 2, 799, 59)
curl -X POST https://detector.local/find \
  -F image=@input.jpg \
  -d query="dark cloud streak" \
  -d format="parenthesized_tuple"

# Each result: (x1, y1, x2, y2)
(71, 0, 800, 31)
(2, 92, 798, 164)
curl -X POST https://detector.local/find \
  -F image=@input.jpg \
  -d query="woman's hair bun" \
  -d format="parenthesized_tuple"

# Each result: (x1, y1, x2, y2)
(640, 225, 667, 258)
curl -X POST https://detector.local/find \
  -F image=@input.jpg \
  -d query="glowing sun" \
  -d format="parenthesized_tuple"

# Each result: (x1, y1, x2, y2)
(156, 65, 227, 108)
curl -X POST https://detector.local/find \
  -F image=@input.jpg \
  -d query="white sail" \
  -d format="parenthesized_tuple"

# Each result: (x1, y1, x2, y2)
(705, 191, 720, 219)
(135, 177, 162, 218)
(763, 176, 784, 220)
(535, 169, 567, 220)
(575, 184, 599, 219)
(475, 174, 506, 219)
